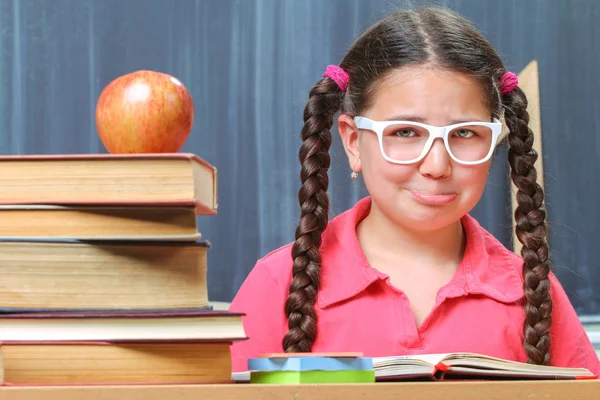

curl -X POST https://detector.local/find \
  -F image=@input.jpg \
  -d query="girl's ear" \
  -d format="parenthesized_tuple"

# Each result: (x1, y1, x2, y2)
(338, 114, 362, 173)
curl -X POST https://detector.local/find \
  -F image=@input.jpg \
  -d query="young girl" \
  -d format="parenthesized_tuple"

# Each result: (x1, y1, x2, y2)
(229, 6, 600, 375)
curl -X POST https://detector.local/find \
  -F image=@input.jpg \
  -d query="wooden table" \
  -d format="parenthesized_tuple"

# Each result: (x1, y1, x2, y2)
(1, 381, 599, 400)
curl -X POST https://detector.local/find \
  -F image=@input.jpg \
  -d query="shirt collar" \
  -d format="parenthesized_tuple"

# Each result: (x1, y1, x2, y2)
(317, 196, 524, 309)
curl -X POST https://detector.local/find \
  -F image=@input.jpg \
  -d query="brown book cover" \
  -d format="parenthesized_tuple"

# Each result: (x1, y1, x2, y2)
(0, 153, 217, 215)
(0, 309, 240, 319)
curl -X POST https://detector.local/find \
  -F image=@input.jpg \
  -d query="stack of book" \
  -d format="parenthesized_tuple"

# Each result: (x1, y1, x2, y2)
(0, 153, 247, 386)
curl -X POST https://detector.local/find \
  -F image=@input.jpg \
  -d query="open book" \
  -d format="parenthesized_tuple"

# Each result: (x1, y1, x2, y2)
(232, 352, 597, 382)
(374, 352, 597, 381)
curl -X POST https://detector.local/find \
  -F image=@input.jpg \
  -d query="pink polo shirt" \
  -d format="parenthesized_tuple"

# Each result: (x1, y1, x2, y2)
(229, 197, 600, 375)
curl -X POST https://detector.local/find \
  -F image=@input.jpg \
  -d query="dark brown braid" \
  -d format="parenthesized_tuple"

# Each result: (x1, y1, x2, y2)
(282, 79, 342, 352)
(503, 87, 552, 365)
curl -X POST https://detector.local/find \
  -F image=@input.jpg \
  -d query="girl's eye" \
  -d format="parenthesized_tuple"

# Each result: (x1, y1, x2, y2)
(394, 129, 417, 137)
(453, 129, 475, 138)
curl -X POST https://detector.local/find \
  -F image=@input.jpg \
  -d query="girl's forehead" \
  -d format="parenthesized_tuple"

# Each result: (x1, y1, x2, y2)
(363, 67, 490, 123)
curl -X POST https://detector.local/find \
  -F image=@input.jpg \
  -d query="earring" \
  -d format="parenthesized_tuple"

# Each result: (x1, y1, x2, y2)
(351, 171, 359, 180)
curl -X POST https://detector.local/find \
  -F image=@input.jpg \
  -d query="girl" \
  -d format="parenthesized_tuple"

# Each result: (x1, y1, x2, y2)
(229, 6, 600, 375)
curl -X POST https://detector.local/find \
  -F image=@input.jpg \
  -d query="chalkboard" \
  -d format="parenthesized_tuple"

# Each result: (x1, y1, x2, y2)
(0, 0, 597, 315)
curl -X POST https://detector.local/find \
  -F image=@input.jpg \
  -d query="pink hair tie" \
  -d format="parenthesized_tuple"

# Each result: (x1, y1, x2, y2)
(323, 65, 350, 92)
(499, 71, 518, 95)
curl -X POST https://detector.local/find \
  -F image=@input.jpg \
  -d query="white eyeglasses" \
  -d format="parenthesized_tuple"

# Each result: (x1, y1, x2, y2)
(354, 116, 503, 165)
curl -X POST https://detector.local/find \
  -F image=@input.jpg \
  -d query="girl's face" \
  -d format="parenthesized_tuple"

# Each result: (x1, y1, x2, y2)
(339, 67, 494, 232)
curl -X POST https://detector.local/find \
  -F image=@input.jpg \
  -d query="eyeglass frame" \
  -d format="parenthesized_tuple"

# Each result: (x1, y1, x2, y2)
(353, 116, 503, 165)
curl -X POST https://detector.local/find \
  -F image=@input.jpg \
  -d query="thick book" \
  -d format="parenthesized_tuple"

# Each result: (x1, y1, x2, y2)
(373, 353, 597, 380)
(0, 240, 209, 310)
(0, 309, 247, 342)
(0, 341, 233, 385)
(0, 205, 200, 240)
(0, 153, 217, 215)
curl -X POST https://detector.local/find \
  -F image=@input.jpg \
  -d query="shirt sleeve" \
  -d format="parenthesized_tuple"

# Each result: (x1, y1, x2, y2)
(548, 273, 600, 377)
(228, 261, 287, 372)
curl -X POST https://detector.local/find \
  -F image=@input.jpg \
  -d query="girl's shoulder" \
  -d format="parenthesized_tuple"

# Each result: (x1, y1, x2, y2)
(254, 200, 368, 286)
(253, 242, 295, 285)
(468, 214, 574, 302)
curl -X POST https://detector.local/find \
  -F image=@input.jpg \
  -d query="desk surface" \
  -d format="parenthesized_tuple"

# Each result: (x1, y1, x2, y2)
(1, 381, 599, 400)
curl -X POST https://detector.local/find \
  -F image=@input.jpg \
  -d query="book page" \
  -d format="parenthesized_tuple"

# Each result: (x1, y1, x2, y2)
(373, 353, 452, 368)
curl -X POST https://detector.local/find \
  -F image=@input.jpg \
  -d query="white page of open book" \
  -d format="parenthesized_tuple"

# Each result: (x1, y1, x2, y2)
(373, 353, 451, 368)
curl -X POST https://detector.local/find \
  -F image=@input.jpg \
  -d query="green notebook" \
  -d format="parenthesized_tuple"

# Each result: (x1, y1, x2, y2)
(251, 369, 375, 384)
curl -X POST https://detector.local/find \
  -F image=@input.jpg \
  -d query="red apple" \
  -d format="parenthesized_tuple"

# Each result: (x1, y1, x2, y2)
(96, 70, 194, 153)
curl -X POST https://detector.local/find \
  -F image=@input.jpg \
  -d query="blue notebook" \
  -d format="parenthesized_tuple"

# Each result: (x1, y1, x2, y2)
(248, 356, 373, 372)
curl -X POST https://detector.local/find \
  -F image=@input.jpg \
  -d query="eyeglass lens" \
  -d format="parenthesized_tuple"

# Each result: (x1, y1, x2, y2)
(381, 123, 493, 162)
